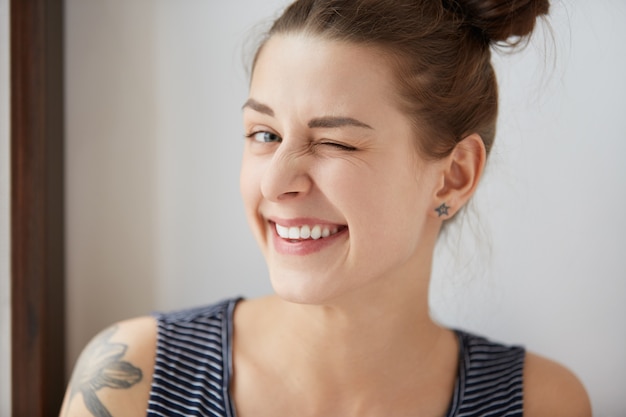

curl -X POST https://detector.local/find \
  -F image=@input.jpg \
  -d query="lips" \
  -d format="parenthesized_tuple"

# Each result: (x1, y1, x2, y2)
(268, 218, 348, 255)
(275, 223, 343, 240)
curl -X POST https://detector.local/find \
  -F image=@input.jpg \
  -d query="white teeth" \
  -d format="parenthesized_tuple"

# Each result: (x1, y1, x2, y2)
(276, 224, 289, 238)
(288, 227, 300, 239)
(275, 223, 342, 240)
(310, 225, 322, 240)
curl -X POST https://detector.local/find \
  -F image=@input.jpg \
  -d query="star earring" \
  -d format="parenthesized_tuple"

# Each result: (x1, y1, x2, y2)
(434, 202, 450, 217)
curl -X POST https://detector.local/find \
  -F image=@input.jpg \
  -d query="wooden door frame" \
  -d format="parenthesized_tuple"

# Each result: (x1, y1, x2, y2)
(11, 0, 65, 415)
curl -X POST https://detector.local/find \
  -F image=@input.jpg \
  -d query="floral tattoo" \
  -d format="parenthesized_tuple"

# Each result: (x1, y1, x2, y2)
(67, 326, 143, 417)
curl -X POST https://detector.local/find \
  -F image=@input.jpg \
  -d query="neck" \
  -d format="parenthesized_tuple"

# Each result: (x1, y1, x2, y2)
(233, 263, 458, 417)
(280, 275, 436, 360)
(260, 271, 446, 392)
(249, 288, 454, 417)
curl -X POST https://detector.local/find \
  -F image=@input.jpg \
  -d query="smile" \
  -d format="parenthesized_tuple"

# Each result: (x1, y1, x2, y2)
(274, 223, 346, 241)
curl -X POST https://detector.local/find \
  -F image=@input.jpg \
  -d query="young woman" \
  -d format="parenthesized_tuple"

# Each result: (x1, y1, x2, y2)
(60, 0, 591, 416)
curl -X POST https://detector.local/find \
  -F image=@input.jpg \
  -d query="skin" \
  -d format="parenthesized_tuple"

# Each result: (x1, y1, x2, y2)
(59, 317, 156, 417)
(59, 34, 592, 417)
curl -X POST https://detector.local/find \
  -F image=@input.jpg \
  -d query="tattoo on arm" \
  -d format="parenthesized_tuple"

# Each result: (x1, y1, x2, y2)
(67, 326, 143, 417)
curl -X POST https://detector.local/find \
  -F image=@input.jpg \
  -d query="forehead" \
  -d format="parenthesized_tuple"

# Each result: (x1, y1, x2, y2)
(249, 34, 401, 116)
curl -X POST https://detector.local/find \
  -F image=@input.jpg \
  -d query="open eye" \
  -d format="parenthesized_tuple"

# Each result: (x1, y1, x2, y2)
(246, 131, 281, 144)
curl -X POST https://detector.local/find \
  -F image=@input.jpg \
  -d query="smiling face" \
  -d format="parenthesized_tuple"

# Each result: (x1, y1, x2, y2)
(240, 35, 445, 305)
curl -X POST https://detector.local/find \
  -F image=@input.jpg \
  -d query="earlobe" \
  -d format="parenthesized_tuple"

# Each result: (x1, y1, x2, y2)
(432, 133, 486, 219)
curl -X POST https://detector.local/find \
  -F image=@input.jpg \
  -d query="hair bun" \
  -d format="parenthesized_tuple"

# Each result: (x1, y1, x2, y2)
(451, 0, 550, 43)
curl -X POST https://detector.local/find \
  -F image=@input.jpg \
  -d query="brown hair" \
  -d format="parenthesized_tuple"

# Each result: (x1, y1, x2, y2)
(253, 0, 549, 159)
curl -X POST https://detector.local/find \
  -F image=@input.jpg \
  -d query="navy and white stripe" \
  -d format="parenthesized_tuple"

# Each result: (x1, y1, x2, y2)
(147, 298, 525, 417)
(147, 298, 239, 417)
(447, 331, 525, 416)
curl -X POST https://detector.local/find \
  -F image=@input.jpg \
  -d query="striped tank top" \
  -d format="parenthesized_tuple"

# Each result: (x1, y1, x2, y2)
(146, 298, 525, 417)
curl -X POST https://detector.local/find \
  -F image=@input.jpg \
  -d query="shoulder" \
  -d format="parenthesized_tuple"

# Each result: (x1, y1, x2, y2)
(59, 315, 158, 417)
(523, 351, 592, 417)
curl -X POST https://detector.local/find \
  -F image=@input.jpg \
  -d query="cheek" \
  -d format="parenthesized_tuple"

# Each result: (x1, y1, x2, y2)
(240, 155, 272, 254)
(323, 154, 432, 241)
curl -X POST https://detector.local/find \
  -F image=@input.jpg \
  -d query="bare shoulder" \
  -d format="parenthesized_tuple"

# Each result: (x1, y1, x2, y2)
(59, 315, 158, 417)
(524, 351, 592, 417)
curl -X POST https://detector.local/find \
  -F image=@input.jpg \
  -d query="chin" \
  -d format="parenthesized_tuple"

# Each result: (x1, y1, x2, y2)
(268, 269, 346, 306)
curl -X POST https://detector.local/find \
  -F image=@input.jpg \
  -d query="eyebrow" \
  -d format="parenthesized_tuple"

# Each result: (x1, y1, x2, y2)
(242, 98, 274, 117)
(308, 117, 373, 130)
(242, 98, 373, 130)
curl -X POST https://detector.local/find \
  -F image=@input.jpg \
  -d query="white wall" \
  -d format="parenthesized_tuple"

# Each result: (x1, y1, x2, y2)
(66, 0, 625, 415)
(65, 0, 159, 377)
(0, 0, 10, 414)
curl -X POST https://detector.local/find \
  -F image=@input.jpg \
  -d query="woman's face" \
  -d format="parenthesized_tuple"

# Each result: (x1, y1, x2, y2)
(240, 35, 444, 305)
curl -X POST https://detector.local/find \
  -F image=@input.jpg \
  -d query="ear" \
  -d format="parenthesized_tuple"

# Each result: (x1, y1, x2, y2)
(431, 133, 486, 219)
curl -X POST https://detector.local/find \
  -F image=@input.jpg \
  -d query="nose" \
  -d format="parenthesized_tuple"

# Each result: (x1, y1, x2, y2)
(260, 143, 312, 202)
